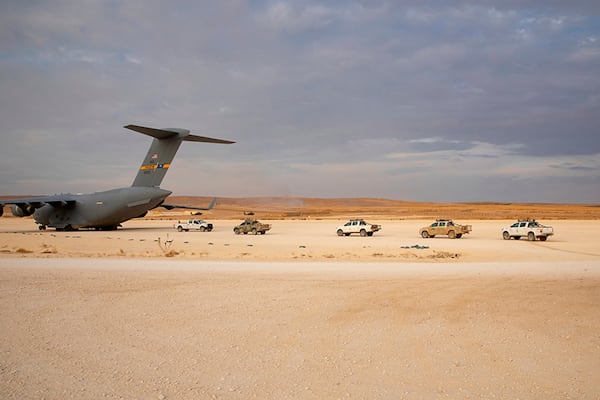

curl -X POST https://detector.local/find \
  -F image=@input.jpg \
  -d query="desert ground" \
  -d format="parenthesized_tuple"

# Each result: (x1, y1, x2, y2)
(1, 218, 599, 263)
(1, 200, 599, 399)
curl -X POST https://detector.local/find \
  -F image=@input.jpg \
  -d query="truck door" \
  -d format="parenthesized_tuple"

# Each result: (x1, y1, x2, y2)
(343, 221, 351, 233)
(435, 221, 445, 235)
(430, 222, 438, 235)
(517, 221, 527, 236)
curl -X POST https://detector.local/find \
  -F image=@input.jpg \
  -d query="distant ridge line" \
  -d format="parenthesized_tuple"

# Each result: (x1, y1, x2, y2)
(159, 196, 600, 220)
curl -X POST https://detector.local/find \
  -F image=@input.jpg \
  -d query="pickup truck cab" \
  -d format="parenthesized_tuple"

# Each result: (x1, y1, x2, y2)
(502, 219, 553, 241)
(174, 219, 213, 232)
(336, 219, 381, 237)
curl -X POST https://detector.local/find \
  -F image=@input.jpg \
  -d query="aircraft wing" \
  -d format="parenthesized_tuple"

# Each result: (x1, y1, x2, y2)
(0, 194, 77, 208)
(159, 197, 217, 211)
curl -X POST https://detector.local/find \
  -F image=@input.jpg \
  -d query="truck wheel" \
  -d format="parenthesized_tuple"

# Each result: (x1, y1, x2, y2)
(337, 229, 344, 237)
(456, 233, 462, 238)
(539, 236, 547, 241)
(448, 230, 456, 239)
(177, 226, 183, 232)
(360, 229, 367, 237)
(367, 232, 373, 236)
(421, 231, 429, 238)
(528, 232, 535, 241)
(502, 231, 510, 240)
(200, 226, 206, 232)
(234, 228, 240, 235)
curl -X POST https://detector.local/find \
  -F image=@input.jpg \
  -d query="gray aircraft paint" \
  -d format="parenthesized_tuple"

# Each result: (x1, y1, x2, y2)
(0, 125, 234, 230)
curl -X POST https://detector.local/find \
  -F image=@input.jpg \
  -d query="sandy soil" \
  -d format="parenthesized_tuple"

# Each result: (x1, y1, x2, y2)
(1, 218, 599, 263)
(1, 216, 600, 399)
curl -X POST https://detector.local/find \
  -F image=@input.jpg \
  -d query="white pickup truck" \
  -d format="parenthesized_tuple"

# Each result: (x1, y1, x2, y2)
(336, 219, 381, 237)
(174, 219, 213, 232)
(502, 219, 553, 241)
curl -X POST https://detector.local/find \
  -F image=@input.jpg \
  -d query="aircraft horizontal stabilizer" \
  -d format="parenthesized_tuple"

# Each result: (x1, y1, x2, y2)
(184, 135, 235, 144)
(124, 124, 180, 139)
(125, 124, 235, 144)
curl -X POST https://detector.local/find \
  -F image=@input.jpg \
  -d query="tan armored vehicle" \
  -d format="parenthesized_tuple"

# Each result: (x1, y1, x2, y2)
(419, 219, 472, 239)
(233, 219, 271, 235)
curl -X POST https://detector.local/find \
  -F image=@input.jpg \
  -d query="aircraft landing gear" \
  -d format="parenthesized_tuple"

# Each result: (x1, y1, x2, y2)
(38, 225, 47, 231)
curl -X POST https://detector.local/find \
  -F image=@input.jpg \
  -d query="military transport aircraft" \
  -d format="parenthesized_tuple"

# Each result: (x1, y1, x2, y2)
(0, 124, 234, 231)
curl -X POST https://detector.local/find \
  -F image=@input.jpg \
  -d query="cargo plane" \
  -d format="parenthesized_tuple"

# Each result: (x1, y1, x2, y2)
(0, 124, 234, 230)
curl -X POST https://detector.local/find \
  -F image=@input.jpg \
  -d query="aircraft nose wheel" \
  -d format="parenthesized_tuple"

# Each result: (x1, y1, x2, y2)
(38, 225, 47, 231)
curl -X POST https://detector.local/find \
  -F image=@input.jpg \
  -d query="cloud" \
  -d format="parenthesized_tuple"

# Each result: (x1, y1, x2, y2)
(260, 2, 335, 31)
(0, 1, 599, 202)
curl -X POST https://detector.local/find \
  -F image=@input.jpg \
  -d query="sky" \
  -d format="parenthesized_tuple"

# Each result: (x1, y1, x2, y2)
(0, 1, 599, 203)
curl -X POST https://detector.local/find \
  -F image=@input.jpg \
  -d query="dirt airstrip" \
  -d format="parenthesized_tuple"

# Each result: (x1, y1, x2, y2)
(1, 199, 599, 399)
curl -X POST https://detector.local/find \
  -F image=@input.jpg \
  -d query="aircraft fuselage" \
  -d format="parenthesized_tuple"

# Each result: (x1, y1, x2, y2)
(33, 186, 171, 230)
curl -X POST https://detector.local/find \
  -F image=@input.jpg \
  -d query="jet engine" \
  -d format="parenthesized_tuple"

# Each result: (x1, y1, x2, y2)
(11, 204, 34, 217)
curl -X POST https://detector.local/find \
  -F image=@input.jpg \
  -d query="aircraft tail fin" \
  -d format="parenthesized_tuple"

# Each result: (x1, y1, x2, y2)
(125, 124, 234, 187)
